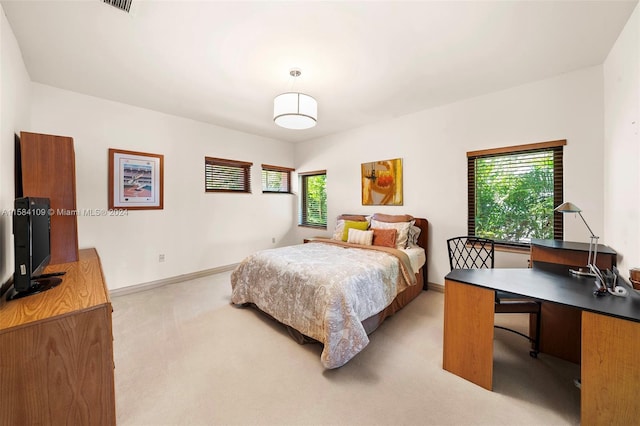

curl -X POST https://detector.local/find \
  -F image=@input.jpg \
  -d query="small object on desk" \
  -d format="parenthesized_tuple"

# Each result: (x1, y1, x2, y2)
(601, 269, 626, 297)
(609, 266, 636, 295)
(593, 286, 608, 297)
(629, 267, 640, 290)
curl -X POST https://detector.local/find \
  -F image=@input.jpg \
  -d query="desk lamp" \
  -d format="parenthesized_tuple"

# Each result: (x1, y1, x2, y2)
(554, 202, 607, 294)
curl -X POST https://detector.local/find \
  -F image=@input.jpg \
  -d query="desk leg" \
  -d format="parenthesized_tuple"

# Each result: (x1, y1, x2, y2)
(443, 279, 495, 390)
(581, 311, 640, 425)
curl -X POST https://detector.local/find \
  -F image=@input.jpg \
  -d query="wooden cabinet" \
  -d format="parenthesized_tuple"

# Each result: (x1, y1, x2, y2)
(530, 239, 616, 271)
(530, 239, 617, 364)
(0, 249, 115, 425)
(18, 131, 79, 264)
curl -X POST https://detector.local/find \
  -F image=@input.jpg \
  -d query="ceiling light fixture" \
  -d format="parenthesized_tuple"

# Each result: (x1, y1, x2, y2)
(273, 68, 317, 130)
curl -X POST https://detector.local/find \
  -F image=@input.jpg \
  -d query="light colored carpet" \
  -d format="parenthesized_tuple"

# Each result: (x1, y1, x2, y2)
(111, 271, 580, 425)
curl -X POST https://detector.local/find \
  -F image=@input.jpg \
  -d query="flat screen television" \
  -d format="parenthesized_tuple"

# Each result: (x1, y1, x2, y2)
(7, 197, 63, 301)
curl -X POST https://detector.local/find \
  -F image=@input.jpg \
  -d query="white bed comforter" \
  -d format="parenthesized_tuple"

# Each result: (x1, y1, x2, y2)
(230, 240, 417, 368)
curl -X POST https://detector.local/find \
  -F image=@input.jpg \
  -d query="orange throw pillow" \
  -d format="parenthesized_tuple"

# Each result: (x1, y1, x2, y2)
(372, 228, 397, 248)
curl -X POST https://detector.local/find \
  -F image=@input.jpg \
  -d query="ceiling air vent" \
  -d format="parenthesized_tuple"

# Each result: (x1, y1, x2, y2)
(103, 0, 132, 13)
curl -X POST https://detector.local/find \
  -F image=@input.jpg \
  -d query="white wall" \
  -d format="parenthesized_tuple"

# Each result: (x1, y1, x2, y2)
(295, 67, 605, 286)
(604, 4, 640, 277)
(4, 0, 632, 291)
(29, 84, 296, 290)
(0, 6, 31, 284)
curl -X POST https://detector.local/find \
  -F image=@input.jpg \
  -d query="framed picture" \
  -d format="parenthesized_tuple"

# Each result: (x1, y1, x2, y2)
(108, 148, 164, 210)
(361, 158, 403, 205)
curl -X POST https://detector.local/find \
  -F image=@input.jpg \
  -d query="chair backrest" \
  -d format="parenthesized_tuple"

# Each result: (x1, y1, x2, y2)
(447, 236, 495, 271)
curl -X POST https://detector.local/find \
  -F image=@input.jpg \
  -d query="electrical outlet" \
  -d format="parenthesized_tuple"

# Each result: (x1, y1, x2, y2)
(159, 254, 165, 262)
(272, 237, 276, 244)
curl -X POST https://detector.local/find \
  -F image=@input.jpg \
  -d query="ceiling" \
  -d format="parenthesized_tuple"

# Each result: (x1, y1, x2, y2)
(2, 1, 637, 143)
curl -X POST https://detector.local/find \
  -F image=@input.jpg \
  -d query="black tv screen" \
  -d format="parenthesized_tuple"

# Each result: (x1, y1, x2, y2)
(8, 197, 61, 300)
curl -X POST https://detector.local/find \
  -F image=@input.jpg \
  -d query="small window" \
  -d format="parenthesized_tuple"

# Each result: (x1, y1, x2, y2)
(262, 164, 294, 193)
(467, 140, 565, 247)
(299, 170, 327, 228)
(205, 157, 252, 193)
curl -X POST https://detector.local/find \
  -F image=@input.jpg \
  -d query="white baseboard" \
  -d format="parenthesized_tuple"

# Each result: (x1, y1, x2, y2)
(427, 282, 444, 293)
(110, 265, 443, 297)
(109, 263, 239, 297)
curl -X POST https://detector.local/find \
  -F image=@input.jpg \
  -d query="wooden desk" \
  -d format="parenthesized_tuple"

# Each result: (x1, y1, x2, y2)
(530, 239, 617, 363)
(0, 248, 115, 425)
(443, 267, 640, 425)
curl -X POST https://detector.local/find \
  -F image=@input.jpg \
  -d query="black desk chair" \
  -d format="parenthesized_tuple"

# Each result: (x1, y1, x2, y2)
(447, 236, 540, 358)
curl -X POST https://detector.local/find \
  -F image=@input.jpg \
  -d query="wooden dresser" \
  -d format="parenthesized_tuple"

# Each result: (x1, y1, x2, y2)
(0, 248, 115, 425)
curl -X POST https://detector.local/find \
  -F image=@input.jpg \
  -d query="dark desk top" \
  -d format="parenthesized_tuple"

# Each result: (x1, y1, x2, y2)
(531, 238, 617, 255)
(445, 267, 640, 323)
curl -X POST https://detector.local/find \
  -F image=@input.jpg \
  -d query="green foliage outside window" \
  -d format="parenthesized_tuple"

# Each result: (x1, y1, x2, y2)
(474, 151, 555, 244)
(301, 173, 327, 227)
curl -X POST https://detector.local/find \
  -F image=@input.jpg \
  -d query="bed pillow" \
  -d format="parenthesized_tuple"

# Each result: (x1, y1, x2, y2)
(332, 215, 369, 240)
(407, 225, 422, 248)
(341, 220, 369, 241)
(347, 228, 374, 246)
(372, 228, 397, 248)
(370, 219, 412, 249)
(337, 214, 368, 222)
(371, 213, 414, 223)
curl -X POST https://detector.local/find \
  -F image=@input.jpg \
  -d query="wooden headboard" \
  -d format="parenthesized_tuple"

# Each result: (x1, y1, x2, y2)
(334, 214, 429, 290)
(413, 217, 429, 290)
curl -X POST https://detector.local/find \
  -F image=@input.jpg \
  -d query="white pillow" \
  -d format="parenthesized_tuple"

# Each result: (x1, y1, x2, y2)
(407, 225, 422, 247)
(369, 219, 412, 249)
(332, 220, 345, 240)
(347, 228, 374, 246)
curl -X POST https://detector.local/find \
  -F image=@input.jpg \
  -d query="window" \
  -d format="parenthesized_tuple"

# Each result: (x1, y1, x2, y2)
(467, 140, 565, 247)
(261, 164, 294, 193)
(299, 170, 327, 228)
(205, 157, 252, 193)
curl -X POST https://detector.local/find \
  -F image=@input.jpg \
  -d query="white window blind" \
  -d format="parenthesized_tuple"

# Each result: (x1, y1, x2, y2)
(205, 157, 252, 193)
(261, 164, 294, 193)
(467, 140, 565, 247)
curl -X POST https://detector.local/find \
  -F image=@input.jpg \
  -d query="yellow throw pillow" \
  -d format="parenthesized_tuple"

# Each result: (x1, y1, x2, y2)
(341, 220, 369, 241)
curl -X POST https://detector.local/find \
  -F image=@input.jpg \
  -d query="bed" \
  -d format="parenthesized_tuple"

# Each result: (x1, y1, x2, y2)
(230, 214, 429, 369)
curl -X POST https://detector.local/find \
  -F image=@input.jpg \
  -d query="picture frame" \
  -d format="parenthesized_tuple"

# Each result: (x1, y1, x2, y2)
(361, 158, 403, 205)
(108, 148, 164, 210)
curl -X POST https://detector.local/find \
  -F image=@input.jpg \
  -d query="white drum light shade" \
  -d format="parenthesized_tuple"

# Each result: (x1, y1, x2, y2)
(273, 92, 317, 130)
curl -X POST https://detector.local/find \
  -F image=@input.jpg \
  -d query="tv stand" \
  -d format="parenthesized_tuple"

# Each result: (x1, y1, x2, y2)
(0, 248, 115, 425)
(5, 276, 62, 301)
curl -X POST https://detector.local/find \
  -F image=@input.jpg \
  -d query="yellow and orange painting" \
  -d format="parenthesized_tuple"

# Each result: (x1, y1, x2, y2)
(361, 158, 403, 205)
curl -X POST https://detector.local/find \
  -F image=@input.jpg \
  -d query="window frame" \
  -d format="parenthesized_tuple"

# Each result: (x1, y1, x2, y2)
(205, 157, 253, 193)
(467, 140, 566, 248)
(261, 164, 295, 194)
(299, 170, 327, 229)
